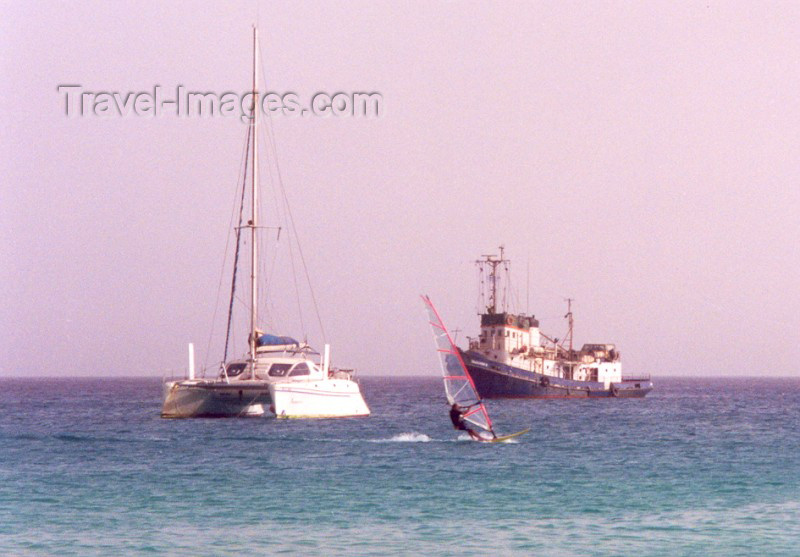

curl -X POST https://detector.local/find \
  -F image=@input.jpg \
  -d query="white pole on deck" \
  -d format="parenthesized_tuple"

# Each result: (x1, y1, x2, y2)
(188, 342, 195, 380)
(323, 344, 331, 376)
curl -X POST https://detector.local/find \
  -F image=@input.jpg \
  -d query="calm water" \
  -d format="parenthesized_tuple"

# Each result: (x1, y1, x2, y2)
(1, 376, 798, 556)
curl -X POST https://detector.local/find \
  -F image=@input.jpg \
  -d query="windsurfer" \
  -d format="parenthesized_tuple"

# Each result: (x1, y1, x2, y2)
(449, 402, 468, 430)
(449, 403, 495, 441)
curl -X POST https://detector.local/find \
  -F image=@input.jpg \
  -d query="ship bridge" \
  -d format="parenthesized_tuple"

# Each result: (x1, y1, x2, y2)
(474, 312, 542, 358)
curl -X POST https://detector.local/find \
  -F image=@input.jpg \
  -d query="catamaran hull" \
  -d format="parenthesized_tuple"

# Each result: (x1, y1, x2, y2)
(463, 351, 653, 399)
(161, 381, 272, 418)
(269, 380, 370, 419)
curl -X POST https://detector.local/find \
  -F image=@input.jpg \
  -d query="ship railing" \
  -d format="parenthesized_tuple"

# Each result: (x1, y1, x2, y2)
(330, 368, 355, 380)
(621, 375, 651, 382)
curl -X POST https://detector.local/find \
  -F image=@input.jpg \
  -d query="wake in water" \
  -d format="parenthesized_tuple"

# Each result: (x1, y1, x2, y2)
(455, 432, 520, 443)
(493, 437, 520, 444)
(373, 432, 432, 443)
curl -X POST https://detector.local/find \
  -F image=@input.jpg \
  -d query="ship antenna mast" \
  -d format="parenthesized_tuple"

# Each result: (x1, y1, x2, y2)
(563, 297, 574, 354)
(476, 245, 508, 314)
(248, 26, 259, 376)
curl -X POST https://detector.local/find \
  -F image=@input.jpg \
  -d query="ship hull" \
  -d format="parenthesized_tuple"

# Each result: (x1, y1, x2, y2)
(463, 350, 653, 399)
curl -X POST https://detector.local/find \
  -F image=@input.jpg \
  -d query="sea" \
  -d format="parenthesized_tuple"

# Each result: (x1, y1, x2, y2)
(1, 376, 798, 556)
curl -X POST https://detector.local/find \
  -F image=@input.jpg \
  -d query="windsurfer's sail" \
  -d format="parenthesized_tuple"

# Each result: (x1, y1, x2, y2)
(422, 295, 494, 435)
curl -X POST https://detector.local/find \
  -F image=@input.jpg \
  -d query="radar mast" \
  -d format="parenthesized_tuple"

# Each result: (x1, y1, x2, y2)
(476, 245, 509, 314)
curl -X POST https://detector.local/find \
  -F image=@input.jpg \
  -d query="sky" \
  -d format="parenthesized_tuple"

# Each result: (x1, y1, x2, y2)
(2, 1, 799, 378)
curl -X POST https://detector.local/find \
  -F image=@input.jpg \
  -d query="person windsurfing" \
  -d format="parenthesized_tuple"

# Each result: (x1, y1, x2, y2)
(449, 402, 495, 441)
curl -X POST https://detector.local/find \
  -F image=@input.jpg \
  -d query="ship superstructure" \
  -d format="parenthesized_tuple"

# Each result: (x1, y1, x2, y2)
(461, 247, 652, 398)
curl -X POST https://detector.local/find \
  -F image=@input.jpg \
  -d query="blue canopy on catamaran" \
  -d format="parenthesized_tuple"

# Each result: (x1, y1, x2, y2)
(256, 334, 300, 347)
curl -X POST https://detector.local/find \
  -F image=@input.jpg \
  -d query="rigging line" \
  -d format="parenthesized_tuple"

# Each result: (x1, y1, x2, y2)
(252, 40, 297, 337)
(253, 219, 274, 331)
(257, 39, 326, 342)
(203, 120, 252, 373)
(287, 205, 328, 341)
(258, 229, 282, 333)
(233, 291, 250, 311)
(506, 259, 511, 308)
(255, 131, 278, 330)
(259, 131, 285, 333)
(255, 227, 265, 326)
(262, 233, 281, 331)
(259, 232, 270, 332)
(506, 271, 513, 312)
(285, 207, 306, 337)
(262, 105, 327, 343)
(223, 121, 252, 362)
(475, 265, 482, 314)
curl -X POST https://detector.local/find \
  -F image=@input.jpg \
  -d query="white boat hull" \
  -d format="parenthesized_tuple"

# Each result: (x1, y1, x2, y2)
(161, 380, 272, 418)
(269, 380, 370, 419)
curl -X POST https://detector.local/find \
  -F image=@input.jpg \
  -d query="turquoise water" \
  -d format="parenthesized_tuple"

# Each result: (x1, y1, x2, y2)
(1, 377, 798, 556)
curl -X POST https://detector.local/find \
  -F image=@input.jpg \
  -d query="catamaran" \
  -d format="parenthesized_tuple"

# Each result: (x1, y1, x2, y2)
(161, 27, 369, 419)
(423, 295, 528, 443)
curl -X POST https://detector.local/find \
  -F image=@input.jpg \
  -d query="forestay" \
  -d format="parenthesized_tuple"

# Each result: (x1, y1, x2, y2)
(422, 295, 494, 435)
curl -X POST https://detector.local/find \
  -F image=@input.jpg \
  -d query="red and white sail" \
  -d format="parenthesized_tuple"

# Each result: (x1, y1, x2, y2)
(422, 295, 494, 435)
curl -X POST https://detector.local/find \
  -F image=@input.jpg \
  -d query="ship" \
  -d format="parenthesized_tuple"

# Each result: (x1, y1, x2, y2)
(459, 247, 653, 398)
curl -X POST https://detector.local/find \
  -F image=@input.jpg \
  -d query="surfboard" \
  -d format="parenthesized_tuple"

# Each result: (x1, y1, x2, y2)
(490, 428, 531, 443)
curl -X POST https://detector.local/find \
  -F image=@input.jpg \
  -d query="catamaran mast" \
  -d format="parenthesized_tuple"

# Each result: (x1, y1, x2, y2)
(249, 26, 259, 374)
